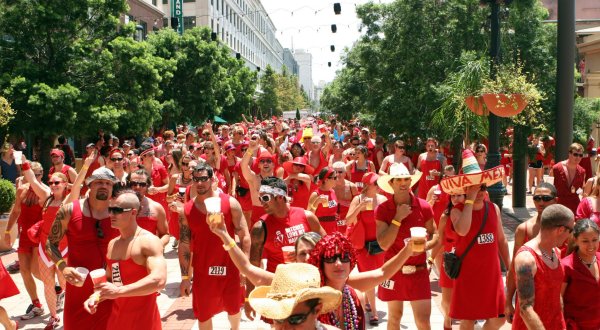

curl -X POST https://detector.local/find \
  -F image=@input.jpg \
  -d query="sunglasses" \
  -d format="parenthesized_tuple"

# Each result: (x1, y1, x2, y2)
(259, 159, 273, 164)
(533, 195, 554, 202)
(259, 194, 273, 203)
(181, 162, 190, 167)
(274, 307, 315, 325)
(95, 220, 104, 239)
(348, 153, 356, 156)
(127, 153, 134, 156)
(204, 147, 214, 151)
(192, 175, 210, 182)
(351, 143, 359, 146)
(476, 150, 485, 153)
(129, 181, 148, 188)
(110, 157, 124, 162)
(108, 207, 133, 215)
(396, 145, 406, 149)
(570, 152, 584, 158)
(323, 253, 351, 264)
(48, 181, 63, 186)
(326, 176, 337, 180)
(335, 170, 345, 174)
(34, 172, 43, 177)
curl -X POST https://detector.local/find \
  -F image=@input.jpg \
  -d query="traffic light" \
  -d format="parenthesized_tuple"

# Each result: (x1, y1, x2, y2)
(211, 32, 217, 41)
(328, 62, 331, 67)
(236, 53, 241, 60)
(331, 24, 337, 33)
(333, 3, 341, 15)
(330, 45, 335, 52)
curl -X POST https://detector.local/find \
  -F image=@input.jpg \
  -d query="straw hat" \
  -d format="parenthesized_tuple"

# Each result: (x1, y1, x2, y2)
(439, 149, 505, 195)
(376, 163, 422, 194)
(282, 157, 315, 175)
(248, 263, 341, 320)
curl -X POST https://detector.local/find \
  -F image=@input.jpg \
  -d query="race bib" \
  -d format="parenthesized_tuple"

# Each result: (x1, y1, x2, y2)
(380, 279, 395, 290)
(111, 262, 123, 287)
(327, 200, 337, 208)
(208, 266, 227, 276)
(477, 233, 495, 245)
(337, 220, 346, 227)
(356, 182, 364, 188)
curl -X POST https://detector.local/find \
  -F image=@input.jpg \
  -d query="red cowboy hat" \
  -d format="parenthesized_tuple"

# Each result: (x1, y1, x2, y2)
(282, 157, 315, 175)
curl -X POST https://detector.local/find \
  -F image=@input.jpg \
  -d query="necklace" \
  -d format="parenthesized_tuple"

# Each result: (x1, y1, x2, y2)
(328, 285, 359, 330)
(577, 253, 597, 268)
(540, 248, 555, 262)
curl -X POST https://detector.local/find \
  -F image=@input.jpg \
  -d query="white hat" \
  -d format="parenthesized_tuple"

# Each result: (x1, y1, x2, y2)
(376, 163, 422, 194)
(85, 167, 118, 186)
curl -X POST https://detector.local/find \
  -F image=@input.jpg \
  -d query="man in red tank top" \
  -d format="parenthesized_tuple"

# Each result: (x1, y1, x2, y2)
(512, 204, 573, 330)
(127, 169, 170, 247)
(83, 190, 166, 330)
(45, 167, 120, 330)
(416, 138, 446, 199)
(550, 143, 586, 215)
(49, 149, 77, 183)
(178, 163, 250, 329)
(245, 177, 325, 321)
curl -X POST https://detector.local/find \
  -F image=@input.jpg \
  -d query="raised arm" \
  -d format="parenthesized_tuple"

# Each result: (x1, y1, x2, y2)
(64, 152, 96, 204)
(20, 158, 50, 200)
(240, 140, 258, 184)
(452, 185, 479, 236)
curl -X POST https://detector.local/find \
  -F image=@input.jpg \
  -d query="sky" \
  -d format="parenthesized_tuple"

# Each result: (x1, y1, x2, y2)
(260, 0, 394, 85)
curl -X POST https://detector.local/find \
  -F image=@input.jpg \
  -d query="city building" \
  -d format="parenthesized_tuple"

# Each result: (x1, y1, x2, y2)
(577, 26, 600, 98)
(541, 0, 600, 29)
(282, 48, 299, 76)
(126, 0, 165, 40)
(156, 0, 284, 73)
(294, 49, 314, 101)
(314, 80, 327, 109)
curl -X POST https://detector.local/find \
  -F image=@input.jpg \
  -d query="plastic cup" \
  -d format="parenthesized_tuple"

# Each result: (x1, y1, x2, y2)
(434, 189, 442, 196)
(410, 227, 427, 252)
(13, 151, 22, 165)
(178, 187, 186, 196)
(74, 267, 89, 288)
(321, 195, 328, 207)
(90, 269, 107, 287)
(365, 197, 373, 211)
(281, 246, 296, 264)
(204, 197, 221, 213)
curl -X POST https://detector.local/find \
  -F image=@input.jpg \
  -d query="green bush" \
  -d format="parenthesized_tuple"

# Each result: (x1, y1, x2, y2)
(0, 179, 16, 214)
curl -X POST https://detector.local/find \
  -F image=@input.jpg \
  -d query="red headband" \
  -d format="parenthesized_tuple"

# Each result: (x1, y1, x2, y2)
(322, 168, 335, 181)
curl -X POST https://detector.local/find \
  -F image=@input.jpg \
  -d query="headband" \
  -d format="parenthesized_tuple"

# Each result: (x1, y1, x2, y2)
(139, 147, 156, 158)
(322, 168, 335, 181)
(259, 185, 287, 197)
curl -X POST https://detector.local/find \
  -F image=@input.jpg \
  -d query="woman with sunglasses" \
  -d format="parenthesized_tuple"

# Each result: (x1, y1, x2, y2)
(345, 146, 375, 193)
(331, 162, 359, 233)
(17, 153, 94, 329)
(167, 154, 194, 248)
(309, 168, 341, 234)
(576, 178, 600, 233)
(200, 125, 230, 194)
(474, 144, 487, 170)
(106, 149, 128, 189)
(379, 140, 414, 176)
(328, 141, 345, 168)
(561, 219, 600, 330)
(527, 136, 545, 194)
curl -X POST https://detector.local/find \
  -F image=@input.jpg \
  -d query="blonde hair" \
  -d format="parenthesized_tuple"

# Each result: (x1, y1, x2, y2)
(50, 172, 68, 183)
(31, 162, 43, 172)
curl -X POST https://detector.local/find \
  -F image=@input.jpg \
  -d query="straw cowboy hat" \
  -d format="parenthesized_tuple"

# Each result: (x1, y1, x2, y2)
(439, 149, 505, 195)
(376, 163, 422, 194)
(248, 263, 341, 320)
(282, 157, 315, 175)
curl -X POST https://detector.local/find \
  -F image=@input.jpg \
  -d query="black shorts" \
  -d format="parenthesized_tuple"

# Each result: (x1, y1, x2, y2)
(528, 160, 543, 169)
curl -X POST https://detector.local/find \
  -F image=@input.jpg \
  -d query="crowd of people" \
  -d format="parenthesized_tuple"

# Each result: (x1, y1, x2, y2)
(0, 115, 598, 330)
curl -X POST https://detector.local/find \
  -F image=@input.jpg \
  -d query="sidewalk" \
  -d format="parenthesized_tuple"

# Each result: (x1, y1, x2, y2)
(1, 183, 534, 329)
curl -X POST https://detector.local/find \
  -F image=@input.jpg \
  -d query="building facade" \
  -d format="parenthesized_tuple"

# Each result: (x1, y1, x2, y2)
(282, 48, 299, 76)
(541, 0, 600, 29)
(126, 0, 165, 40)
(294, 49, 314, 101)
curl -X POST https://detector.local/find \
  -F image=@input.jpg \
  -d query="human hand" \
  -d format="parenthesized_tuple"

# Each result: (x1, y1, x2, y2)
(505, 302, 515, 324)
(248, 139, 259, 150)
(84, 150, 96, 167)
(244, 301, 256, 321)
(395, 204, 411, 221)
(147, 186, 158, 195)
(180, 279, 192, 297)
(465, 185, 479, 201)
(62, 266, 84, 286)
(94, 282, 121, 301)
(3, 232, 12, 247)
(83, 292, 100, 314)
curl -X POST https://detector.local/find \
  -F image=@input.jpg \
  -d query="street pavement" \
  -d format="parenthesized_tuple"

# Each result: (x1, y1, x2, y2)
(1, 180, 536, 330)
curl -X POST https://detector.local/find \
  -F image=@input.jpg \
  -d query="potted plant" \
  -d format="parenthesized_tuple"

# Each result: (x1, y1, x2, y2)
(0, 178, 16, 251)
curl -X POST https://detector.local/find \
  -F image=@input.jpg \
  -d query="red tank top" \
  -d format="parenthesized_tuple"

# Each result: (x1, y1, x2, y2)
(314, 188, 339, 234)
(418, 158, 441, 199)
(49, 165, 72, 182)
(357, 199, 377, 241)
(288, 179, 310, 209)
(19, 189, 42, 230)
(512, 246, 566, 330)
(107, 257, 161, 330)
(349, 161, 370, 192)
(40, 205, 68, 251)
(431, 184, 449, 226)
(136, 216, 158, 235)
(64, 200, 117, 330)
(262, 207, 311, 273)
(306, 151, 327, 175)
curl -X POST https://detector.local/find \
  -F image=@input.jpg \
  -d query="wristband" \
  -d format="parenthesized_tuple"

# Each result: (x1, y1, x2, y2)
(4, 230, 10, 234)
(181, 276, 189, 280)
(427, 257, 434, 264)
(81, 165, 89, 171)
(391, 220, 401, 227)
(245, 151, 253, 157)
(55, 259, 66, 268)
(464, 200, 474, 205)
(21, 162, 31, 171)
(223, 240, 236, 251)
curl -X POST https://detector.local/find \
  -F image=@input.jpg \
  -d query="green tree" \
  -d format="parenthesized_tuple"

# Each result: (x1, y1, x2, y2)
(258, 65, 278, 117)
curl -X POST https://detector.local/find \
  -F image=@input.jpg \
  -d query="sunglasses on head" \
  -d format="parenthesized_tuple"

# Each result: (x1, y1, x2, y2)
(193, 175, 210, 182)
(129, 181, 148, 188)
(273, 307, 315, 325)
(110, 157, 123, 162)
(95, 220, 104, 239)
(259, 194, 274, 203)
(570, 152, 584, 158)
(323, 253, 351, 264)
(533, 195, 554, 202)
(108, 207, 133, 215)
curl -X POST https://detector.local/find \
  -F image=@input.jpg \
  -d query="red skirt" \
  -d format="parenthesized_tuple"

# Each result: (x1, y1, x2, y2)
(0, 262, 19, 300)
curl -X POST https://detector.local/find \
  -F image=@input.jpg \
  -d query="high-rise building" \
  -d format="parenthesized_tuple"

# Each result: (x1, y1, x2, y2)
(282, 48, 299, 76)
(294, 49, 314, 101)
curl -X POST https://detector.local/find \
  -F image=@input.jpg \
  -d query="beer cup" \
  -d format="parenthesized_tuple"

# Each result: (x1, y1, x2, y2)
(281, 246, 295, 263)
(410, 227, 427, 253)
(204, 196, 222, 225)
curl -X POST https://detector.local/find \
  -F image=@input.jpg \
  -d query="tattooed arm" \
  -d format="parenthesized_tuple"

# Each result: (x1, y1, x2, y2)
(45, 202, 82, 285)
(514, 251, 544, 329)
(178, 210, 192, 297)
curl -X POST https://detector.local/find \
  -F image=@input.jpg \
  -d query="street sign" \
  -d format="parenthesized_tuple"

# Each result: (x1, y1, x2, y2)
(171, 0, 184, 35)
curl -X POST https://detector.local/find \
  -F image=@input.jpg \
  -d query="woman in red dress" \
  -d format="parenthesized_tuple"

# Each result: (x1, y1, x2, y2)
(308, 168, 340, 234)
(345, 146, 375, 193)
(282, 157, 314, 210)
(0, 260, 19, 330)
(561, 219, 600, 330)
(378, 140, 414, 175)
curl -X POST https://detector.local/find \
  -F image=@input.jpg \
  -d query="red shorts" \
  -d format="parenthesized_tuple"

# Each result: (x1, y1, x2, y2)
(378, 267, 431, 301)
(17, 227, 36, 254)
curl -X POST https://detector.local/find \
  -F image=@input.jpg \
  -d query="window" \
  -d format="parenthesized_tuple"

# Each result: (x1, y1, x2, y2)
(152, 0, 157, 5)
(183, 16, 196, 30)
(183, 0, 195, 2)
(162, 0, 168, 4)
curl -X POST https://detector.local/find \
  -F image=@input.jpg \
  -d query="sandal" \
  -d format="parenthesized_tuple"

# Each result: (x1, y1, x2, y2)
(369, 315, 379, 325)
(365, 303, 372, 313)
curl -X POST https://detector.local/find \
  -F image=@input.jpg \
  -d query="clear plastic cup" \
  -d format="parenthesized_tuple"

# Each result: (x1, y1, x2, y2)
(281, 246, 295, 263)
(178, 187, 186, 196)
(74, 267, 89, 288)
(204, 197, 222, 225)
(90, 269, 107, 287)
(365, 197, 373, 211)
(13, 151, 22, 165)
(410, 227, 427, 252)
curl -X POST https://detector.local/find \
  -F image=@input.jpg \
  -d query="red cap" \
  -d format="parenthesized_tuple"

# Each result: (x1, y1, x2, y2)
(50, 149, 64, 157)
(361, 172, 379, 186)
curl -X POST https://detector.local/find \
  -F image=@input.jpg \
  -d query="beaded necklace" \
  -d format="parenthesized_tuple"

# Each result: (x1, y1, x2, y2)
(328, 285, 359, 330)
(577, 253, 597, 268)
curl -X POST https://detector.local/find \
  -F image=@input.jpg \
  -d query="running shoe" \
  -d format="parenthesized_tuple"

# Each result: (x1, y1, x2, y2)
(6, 260, 20, 274)
(56, 290, 65, 311)
(20, 304, 44, 320)
(43, 316, 60, 330)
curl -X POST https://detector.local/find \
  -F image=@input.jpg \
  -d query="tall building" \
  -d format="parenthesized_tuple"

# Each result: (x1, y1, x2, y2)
(282, 48, 298, 76)
(156, 0, 284, 73)
(294, 49, 314, 101)
(314, 80, 327, 109)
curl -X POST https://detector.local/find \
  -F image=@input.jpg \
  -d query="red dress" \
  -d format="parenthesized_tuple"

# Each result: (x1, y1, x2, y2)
(0, 261, 19, 300)
(38, 205, 68, 267)
(184, 193, 244, 321)
(355, 200, 385, 272)
(439, 218, 457, 289)
(512, 246, 565, 330)
(431, 184, 449, 227)
(233, 162, 252, 212)
(376, 194, 433, 301)
(449, 202, 505, 320)
(349, 161, 370, 192)
(314, 189, 339, 234)
(148, 164, 169, 223)
(106, 258, 161, 329)
(261, 207, 311, 273)
(561, 252, 600, 330)
(418, 158, 441, 199)
(17, 189, 42, 253)
(64, 200, 118, 330)
(575, 198, 600, 238)
(305, 151, 328, 175)
(551, 163, 586, 215)
(287, 178, 310, 209)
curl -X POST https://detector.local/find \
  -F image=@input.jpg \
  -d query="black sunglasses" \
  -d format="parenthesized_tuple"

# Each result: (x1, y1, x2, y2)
(95, 220, 104, 239)
(181, 162, 190, 167)
(570, 152, 584, 158)
(108, 207, 133, 215)
(274, 307, 315, 325)
(129, 181, 148, 188)
(533, 195, 554, 202)
(48, 181, 63, 186)
(323, 253, 351, 264)
(110, 157, 123, 162)
(259, 194, 273, 203)
(192, 175, 210, 182)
